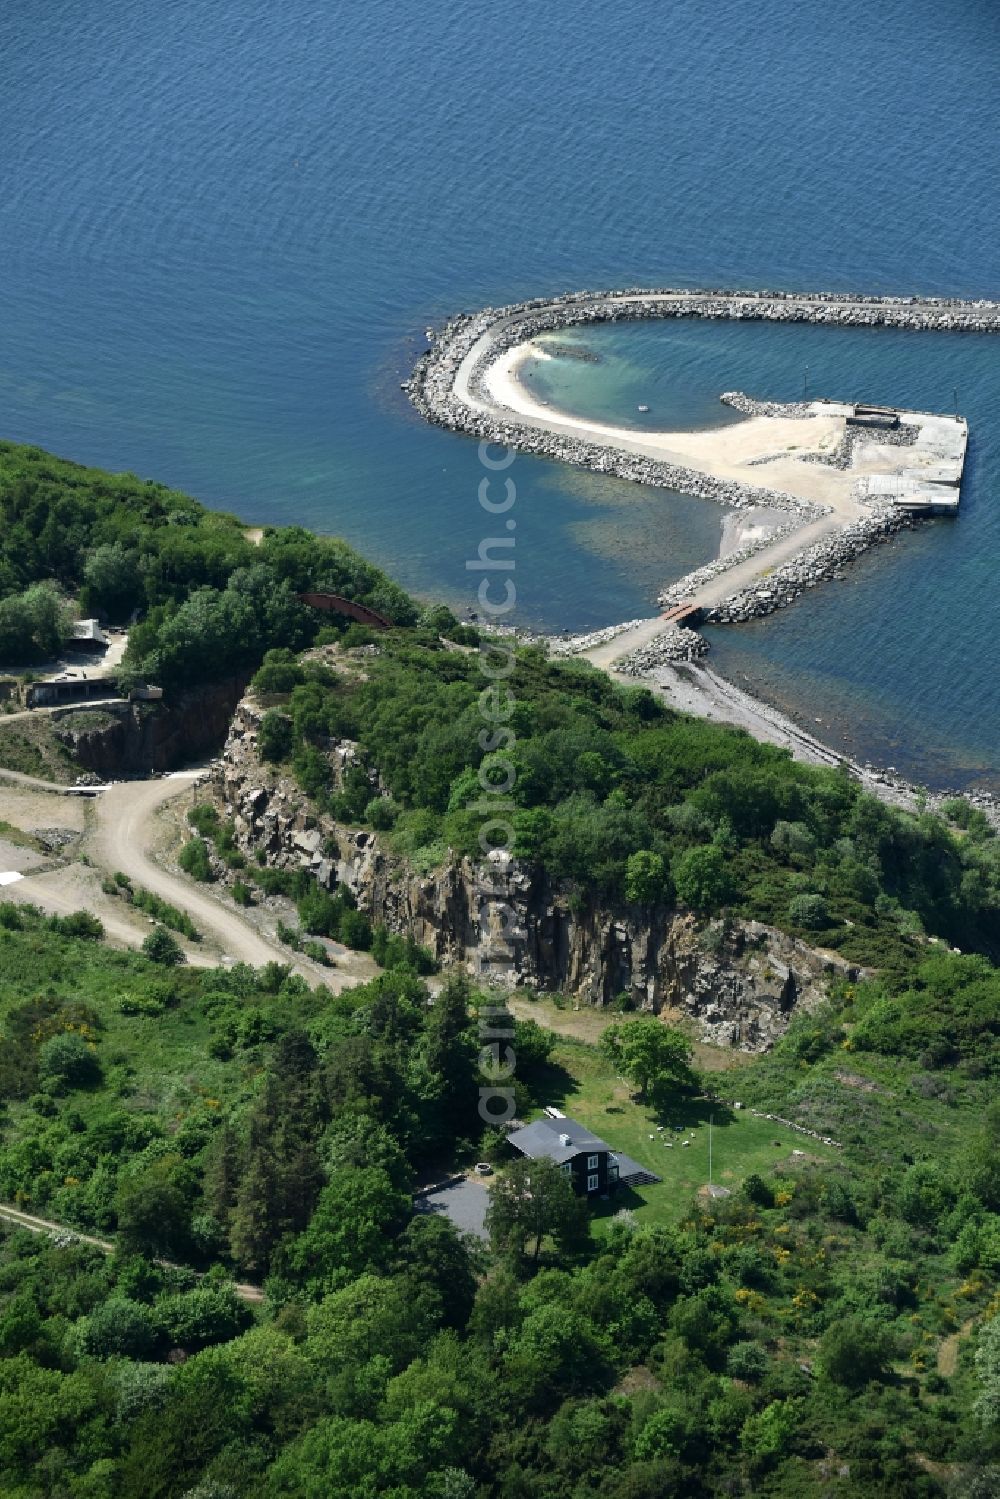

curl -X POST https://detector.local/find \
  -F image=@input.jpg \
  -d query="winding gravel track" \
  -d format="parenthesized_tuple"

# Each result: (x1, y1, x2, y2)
(0, 1200, 264, 1303)
(89, 772, 369, 987)
(90, 773, 286, 969)
(2, 767, 371, 988)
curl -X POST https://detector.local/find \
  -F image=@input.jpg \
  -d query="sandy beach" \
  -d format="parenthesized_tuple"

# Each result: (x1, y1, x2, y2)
(480, 342, 859, 512)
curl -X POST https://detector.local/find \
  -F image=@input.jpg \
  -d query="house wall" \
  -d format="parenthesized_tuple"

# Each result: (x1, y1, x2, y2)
(567, 1149, 613, 1195)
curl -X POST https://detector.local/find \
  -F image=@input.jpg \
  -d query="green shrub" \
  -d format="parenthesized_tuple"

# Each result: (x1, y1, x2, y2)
(673, 845, 735, 912)
(179, 837, 214, 883)
(142, 927, 185, 966)
(49, 911, 104, 940)
(339, 907, 372, 951)
(302, 939, 331, 966)
(625, 849, 668, 905)
(819, 1316, 894, 1387)
(188, 803, 221, 838)
(364, 795, 399, 830)
(38, 1031, 101, 1092)
(727, 1340, 769, 1382)
(118, 991, 168, 1017)
(80, 1298, 161, 1360)
(276, 920, 302, 950)
(251, 647, 306, 696)
(370, 925, 437, 973)
(788, 893, 831, 930)
(742, 1173, 774, 1208)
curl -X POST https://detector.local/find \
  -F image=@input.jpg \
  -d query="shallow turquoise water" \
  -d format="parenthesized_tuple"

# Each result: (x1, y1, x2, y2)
(1, 0, 998, 785)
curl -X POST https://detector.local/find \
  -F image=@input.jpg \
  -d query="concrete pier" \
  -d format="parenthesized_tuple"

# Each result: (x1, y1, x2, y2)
(851, 410, 967, 514)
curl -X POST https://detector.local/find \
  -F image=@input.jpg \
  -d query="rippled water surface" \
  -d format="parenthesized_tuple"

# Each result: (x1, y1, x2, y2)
(1, 0, 998, 785)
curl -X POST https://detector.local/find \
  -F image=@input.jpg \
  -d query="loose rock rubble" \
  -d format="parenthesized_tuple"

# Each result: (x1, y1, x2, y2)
(742, 1110, 842, 1150)
(548, 619, 651, 656)
(618, 626, 709, 672)
(799, 421, 918, 472)
(720, 390, 815, 418)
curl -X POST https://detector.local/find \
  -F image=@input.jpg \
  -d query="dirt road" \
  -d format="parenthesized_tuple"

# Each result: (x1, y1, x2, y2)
(1, 765, 376, 987)
(0, 1200, 263, 1303)
(91, 773, 288, 969)
(89, 772, 374, 987)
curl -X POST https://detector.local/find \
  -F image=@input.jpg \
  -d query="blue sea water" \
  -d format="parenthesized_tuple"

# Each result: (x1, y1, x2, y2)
(1, 0, 997, 787)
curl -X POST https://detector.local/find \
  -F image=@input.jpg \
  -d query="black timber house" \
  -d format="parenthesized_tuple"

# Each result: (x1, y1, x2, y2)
(507, 1115, 660, 1195)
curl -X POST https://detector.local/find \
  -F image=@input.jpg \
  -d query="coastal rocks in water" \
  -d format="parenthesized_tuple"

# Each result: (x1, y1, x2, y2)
(543, 340, 601, 363)
(720, 390, 815, 419)
(548, 619, 652, 656)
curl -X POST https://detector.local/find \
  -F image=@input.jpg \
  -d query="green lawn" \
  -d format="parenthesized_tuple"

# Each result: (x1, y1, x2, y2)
(531, 1037, 837, 1231)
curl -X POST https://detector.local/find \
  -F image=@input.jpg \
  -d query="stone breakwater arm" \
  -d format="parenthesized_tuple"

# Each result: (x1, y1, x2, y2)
(407, 287, 998, 503)
(407, 285, 992, 632)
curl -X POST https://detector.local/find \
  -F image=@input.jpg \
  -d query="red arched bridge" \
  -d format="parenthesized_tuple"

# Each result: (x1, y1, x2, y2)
(298, 592, 392, 630)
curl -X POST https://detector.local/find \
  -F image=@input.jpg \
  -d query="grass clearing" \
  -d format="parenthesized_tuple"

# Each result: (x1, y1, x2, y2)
(508, 991, 756, 1074)
(530, 1034, 837, 1231)
(0, 717, 79, 782)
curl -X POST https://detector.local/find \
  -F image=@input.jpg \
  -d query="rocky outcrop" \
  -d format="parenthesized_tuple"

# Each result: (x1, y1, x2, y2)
(51, 678, 248, 776)
(215, 699, 862, 1051)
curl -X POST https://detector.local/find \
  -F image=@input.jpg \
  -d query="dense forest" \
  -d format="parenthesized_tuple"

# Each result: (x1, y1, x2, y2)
(0, 441, 417, 678)
(2, 444, 1000, 1496)
(3, 902, 1000, 1497)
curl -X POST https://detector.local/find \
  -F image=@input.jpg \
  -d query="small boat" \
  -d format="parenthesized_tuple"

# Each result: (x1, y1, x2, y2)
(637, 404, 649, 413)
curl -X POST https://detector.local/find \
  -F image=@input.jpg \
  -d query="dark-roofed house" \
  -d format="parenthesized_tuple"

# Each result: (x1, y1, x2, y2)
(507, 1116, 661, 1196)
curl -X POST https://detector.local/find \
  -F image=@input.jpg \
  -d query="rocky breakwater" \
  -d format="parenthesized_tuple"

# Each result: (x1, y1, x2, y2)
(656, 518, 801, 612)
(618, 625, 709, 673)
(705, 505, 909, 624)
(408, 283, 998, 511)
(214, 695, 861, 1049)
(720, 391, 816, 419)
(548, 619, 652, 657)
(408, 303, 828, 522)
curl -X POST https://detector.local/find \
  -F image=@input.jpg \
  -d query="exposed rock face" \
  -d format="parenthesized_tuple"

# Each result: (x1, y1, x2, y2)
(52, 678, 248, 776)
(216, 700, 862, 1051)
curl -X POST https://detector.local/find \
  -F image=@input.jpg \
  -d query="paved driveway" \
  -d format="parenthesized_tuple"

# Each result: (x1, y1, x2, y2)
(414, 1176, 490, 1240)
